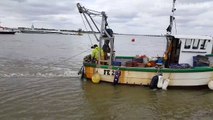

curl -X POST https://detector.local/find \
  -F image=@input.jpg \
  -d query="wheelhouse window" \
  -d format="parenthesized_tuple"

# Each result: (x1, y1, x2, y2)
(184, 39, 192, 49)
(200, 40, 207, 50)
(192, 39, 200, 49)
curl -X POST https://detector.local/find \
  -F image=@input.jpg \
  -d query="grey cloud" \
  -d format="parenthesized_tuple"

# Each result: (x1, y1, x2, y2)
(0, 0, 212, 35)
(11, 0, 26, 3)
(23, 1, 76, 15)
(0, 0, 79, 28)
(178, 0, 213, 4)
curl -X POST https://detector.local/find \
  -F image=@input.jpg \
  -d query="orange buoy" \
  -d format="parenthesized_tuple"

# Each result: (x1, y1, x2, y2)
(131, 38, 135, 42)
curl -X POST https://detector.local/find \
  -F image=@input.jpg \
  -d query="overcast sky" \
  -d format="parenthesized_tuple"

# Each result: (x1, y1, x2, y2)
(0, 0, 212, 36)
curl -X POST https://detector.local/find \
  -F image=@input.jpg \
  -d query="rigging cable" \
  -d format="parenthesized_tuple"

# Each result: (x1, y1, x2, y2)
(81, 12, 99, 42)
(57, 48, 91, 63)
(80, 14, 93, 46)
(174, 19, 177, 34)
(39, 48, 91, 73)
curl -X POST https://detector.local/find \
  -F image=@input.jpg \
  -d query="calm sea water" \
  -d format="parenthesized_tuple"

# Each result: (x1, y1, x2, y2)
(0, 33, 213, 120)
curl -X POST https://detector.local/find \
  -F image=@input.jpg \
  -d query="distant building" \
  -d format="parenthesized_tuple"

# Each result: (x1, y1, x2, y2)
(31, 24, 34, 30)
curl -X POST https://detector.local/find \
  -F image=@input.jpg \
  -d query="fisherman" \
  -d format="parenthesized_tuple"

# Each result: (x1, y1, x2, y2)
(91, 44, 104, 62)
(102, 40, 110, 60)
(102, 28, 113, 60)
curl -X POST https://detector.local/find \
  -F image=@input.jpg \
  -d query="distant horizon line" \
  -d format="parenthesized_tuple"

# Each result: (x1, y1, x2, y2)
(2, 26, 212, 37)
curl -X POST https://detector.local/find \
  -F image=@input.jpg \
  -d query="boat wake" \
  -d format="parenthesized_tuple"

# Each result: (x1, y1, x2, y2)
(0, 58, 81, 78)
(0, 70, 80, 78)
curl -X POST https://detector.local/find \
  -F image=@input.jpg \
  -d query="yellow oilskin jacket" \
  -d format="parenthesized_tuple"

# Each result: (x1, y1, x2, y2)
(91, 47, 104, 60)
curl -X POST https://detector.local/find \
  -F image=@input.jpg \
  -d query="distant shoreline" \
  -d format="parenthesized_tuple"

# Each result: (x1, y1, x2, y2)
(4, 26, 165, 37)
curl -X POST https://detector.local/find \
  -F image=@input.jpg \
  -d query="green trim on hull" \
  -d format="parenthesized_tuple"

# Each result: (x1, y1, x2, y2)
(115, 56, 135, 59)
(83, 63, 213, 73)
(206, 54, 213, 57)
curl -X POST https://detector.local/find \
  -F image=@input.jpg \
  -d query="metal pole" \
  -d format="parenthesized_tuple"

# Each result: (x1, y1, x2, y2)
(82, 12, 99, 42)
(98, 12, 106, 66)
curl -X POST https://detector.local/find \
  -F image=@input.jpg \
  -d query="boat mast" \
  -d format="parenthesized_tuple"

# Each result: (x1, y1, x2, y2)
(164, 0, 177, 68)
(77, 3, 115, 66)
(166, 0, 176, 35)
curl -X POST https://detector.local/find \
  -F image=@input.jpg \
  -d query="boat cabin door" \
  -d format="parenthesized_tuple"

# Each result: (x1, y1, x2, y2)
(166, 37, 181, 67)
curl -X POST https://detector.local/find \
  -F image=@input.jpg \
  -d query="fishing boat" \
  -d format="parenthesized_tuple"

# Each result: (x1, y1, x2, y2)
(0, 26, 15, 34)
(77, 1, 213, 90)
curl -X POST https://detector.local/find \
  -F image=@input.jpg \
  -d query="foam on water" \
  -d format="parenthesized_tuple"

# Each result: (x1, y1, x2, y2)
(0, 58, 81, 78)
(0, 70, 80, 78)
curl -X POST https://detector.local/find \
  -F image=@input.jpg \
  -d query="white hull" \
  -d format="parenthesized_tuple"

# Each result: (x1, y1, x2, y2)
(84, 66, 213, 87)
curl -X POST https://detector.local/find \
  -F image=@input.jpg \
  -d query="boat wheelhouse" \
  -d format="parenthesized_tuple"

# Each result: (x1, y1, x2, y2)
(165, 35, 213, 67)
